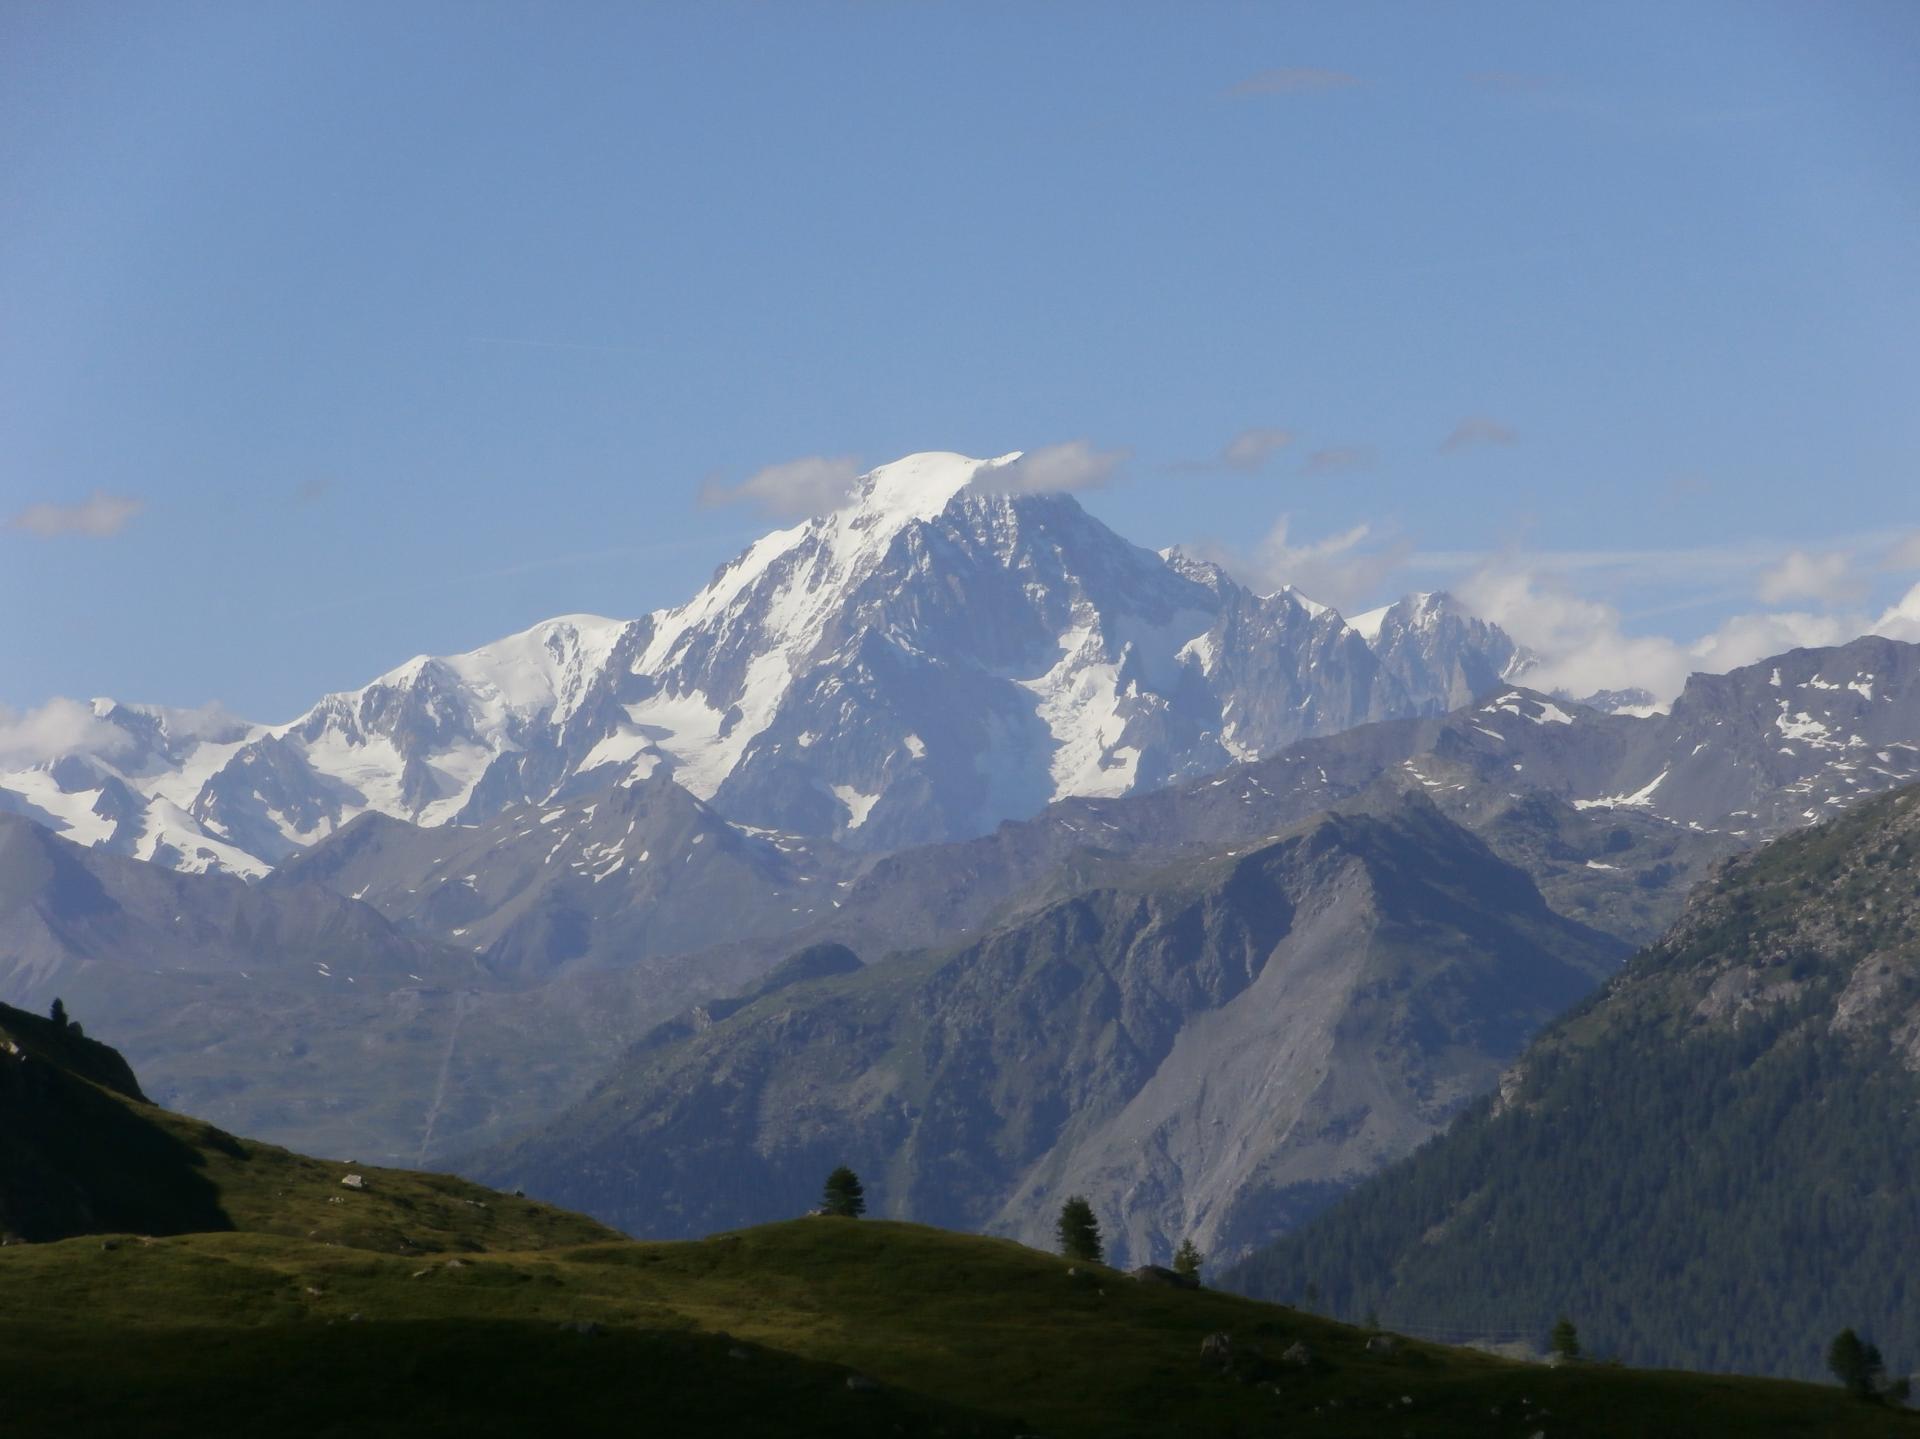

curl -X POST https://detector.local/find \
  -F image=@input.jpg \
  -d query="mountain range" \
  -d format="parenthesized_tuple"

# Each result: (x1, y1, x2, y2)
(0, 452, 1524, 875)
(471, 792, 1625, 1266)
(458, 638, 1920, 1265)
(5, 451, 1920, 1293)
(5, 635, 1919, 1184)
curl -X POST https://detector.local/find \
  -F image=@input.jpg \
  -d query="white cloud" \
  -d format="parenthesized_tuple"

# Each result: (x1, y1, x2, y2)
(1455, 553, 1909, 704)
(5, 491, 145, 538)
(1456, 561, 1696, 700)
(152, 700, 252, 744)
(0, 699, 134, 768)
(1439, 416, 1517, 453)
(973, 440, 1127, 496)
(1689, 610, 1860, 674)
(698, 454, 863, 520)
(1193, 517, 1413, 613)
(1755, 547, 1864, 605)
(1882, 531, 1920, 572)
(1189, 518, 1920, 705)
(1228, 67, 1361, 97)
(1873, 581, 1920, 642)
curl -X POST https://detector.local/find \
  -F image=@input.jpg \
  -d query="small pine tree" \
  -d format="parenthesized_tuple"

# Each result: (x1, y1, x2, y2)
(1828, 1329, 1886, 1400)
(49, 998, 68, 1030)
(1551, 1317, 1581, 1362)
(1056, 1196, 1103, 1263)
(1172, 1237, 1204, 1281)
(1303, 1282, 1320, 1311)
(820, 1166, 865, 1218)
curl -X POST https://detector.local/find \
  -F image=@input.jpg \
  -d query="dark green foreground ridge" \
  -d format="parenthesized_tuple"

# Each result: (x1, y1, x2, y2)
(1, 1004, 1914, 1436)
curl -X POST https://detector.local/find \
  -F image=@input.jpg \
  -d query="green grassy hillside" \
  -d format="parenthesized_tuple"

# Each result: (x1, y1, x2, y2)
(4, 996, 1915, 1435)
(0, 999, 615, 1251)
(2, 1218, 1914, 1438)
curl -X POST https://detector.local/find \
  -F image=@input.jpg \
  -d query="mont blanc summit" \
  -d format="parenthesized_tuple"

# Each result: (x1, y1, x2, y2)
(1, 452, 1522, 874)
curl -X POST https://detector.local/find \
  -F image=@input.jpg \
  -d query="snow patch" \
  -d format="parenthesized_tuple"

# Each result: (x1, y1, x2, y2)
(1573, 768, 1669, 810)
(831, 784, 880, 830)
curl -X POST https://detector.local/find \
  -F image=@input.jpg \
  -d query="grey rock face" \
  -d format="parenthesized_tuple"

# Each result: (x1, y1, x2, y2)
(272, 770, 868, 983)
(470, 795, 1623, 1268)
(1359, 593, 1528, 714)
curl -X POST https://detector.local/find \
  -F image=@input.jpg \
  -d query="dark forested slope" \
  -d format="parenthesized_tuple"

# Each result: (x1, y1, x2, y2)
(1231, 783, 1920, 1380)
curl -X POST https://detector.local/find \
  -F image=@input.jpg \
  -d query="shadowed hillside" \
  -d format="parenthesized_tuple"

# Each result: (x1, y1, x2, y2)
(1231, 783, 1920, 1380)
(0, 999, 1913, 1436)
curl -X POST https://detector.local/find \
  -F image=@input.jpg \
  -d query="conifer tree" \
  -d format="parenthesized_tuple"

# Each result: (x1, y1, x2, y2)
(1828, 1329, 1885, 1399)
(820, 1166, 865, 1218)
(1551, 1318, 1581, 1362)
(1056, 1196, 1103, 1263)
(1172, 1238, 1204, 1281)
(49, 998, 68, 1030)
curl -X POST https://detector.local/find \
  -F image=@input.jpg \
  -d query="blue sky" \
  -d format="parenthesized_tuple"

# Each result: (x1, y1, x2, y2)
(3, 1, 1918, 718)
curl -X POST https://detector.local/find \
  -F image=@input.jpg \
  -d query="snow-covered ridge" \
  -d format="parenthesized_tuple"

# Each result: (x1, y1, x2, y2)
(1, 451, 1524, 875)
(1348, 596, 1414, 643)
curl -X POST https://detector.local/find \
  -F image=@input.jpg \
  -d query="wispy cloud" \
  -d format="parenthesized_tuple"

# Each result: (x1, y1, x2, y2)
(1458, 559, 1698, 699)
(1756, 547, 1865, 605)
(1439, 416, 1517, 453)
(1174, 512, 1918, 703)
(1173, 428, 1296, 474)
(1220, 428, 1295, 472)
(1187, 517, 1413, 613)
(1883, 530, 1920, 571)
(699, 454, 864, 520)
(975, 440, 1128, 496)
(1303, 446, 1375, 477)
(1227, 67, 1361, 98)
(1881, 582, 1920, 640)
(0, 697, 134, 766)
(1413, 538, 1798, 582)
(1452, 535, 1920, 703)
(5, 490, 145, 538)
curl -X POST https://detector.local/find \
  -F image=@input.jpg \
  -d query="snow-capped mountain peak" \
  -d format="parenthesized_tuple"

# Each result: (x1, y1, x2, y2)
(3, 450, 1525, 874)
(311, 615, 631, 749)
(854, 449, 1020, 524)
